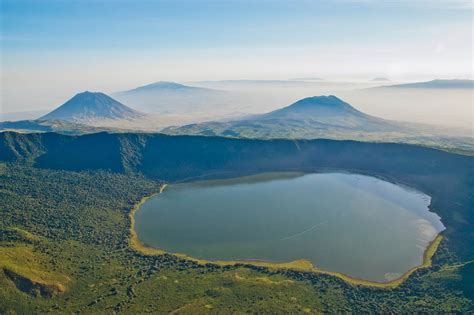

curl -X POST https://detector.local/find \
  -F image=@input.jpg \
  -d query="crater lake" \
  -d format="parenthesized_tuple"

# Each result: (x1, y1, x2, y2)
(134, 172, 445, 282)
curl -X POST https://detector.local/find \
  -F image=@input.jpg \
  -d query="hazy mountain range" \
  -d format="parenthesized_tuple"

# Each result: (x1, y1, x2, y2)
(289, 77, 324, 81)
(371, 77, 390, 82)
(112, 81, 233, 114)
(1, 79, 473, 154)
(379, 79, 473, 89)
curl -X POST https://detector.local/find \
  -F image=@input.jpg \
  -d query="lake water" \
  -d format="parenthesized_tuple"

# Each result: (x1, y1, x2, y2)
(134, 172, 445, 282)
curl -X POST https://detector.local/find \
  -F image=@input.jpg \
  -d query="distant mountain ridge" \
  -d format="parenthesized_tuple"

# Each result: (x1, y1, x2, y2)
(113, 81, 227, 114)
(41, 91, 144, 123)
(382, 79, 473, 89)
(116, 81, 206, 94)
(289, 77, 324, 81)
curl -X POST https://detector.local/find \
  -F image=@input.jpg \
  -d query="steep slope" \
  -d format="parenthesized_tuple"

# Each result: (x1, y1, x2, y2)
(113, 81, 230, 114)
(0, 131, 471, 182)
(40, 91, 145, 123)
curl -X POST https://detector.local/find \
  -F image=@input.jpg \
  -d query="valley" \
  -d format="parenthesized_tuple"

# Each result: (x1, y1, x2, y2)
(1, 131, 473, 312)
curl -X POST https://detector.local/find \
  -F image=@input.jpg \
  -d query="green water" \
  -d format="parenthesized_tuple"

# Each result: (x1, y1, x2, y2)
(135, 172, 444, 282)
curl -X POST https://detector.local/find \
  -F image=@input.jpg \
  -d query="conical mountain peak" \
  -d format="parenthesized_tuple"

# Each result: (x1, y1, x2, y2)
(262, 95, 363, 119)
(41, 91, 144, 122)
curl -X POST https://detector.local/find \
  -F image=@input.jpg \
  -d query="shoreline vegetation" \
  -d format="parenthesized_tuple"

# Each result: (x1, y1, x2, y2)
(129, 180, 444, 289)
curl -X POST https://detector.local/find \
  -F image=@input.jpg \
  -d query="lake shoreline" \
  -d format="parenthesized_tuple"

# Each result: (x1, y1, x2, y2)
(129, 173, 444, 289)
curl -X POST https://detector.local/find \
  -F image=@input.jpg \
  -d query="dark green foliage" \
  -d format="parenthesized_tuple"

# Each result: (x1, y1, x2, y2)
(458, 262, 474, 300)
(0, 165, 160, 247)
(0, 132, 45, 162)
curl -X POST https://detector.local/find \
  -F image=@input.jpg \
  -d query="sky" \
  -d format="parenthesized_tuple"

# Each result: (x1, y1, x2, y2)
(1, 0, 473, 112)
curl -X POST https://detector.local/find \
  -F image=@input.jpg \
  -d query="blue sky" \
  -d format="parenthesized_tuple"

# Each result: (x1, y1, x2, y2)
(1, 0, 473, 111)
(2, 1, 471, 53)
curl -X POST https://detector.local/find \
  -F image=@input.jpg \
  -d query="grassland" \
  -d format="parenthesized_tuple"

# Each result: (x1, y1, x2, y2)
(0, 245, 69, 296)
